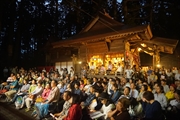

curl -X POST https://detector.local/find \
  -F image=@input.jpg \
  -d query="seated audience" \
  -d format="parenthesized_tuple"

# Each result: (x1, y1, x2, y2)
(25, 80, 43, 112)
(11, 79, 30, 103)
(36, 83, 51, 103)
(35, 80, 60, 119)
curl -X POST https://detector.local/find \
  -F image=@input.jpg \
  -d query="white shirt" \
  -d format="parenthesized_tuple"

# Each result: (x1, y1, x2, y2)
(154, 93, 167, 110)
(172, 70, 178, 74)
(59, 70, 63, 76)
(119, 95, 130, 100)
(32, 86, 43, 96)
(130, 89, 139, 98)
(70, 70, 74, 77)
(90, 65, 96, 70)
(163, 85, 170, 93)
(116, 66, 123, 72)
(6, 77, 14, 82)
(108, 64, 113, 70)
(166, 72, 172, 77)
(123, 82, 130, 89)
(100, 104, 115, 119)
(125, 69, 134, 79)
(84, 84, 92, 95)
(170, 99, 180, 109)
(107, 82, 113, 95)
(175, 73, 180, 80)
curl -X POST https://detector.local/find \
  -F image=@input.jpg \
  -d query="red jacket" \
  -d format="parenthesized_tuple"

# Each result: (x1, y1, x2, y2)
(64, 104, 82, 120)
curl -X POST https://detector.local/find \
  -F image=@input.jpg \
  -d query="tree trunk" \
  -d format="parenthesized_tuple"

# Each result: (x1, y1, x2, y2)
(55, 0, 59, 36)
(122, 0, 128, 23)
(7, 1, 16, 66)
(112, 0, 117, 20)
(76, 0, 81, 33)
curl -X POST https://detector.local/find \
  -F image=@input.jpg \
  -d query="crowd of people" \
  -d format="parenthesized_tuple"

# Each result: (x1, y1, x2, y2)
(0, 65, 180, 120)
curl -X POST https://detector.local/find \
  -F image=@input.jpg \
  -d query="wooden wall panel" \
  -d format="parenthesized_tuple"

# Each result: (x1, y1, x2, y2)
(110, 40, 125, 52)
(79, 46, 87, 61)
(87, 41, 108, 54)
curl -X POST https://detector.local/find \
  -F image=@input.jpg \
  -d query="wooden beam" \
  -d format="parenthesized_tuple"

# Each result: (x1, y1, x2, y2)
(105, 38, 111, 43)
(122, 34, 138, 42)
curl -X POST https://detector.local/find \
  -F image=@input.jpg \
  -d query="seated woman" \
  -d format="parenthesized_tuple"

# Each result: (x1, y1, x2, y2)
(35, 83, 51, 103)
(98, 92, 115, 120)
(142, 91, 164, 120)
(137, 84, 148, 102)
(111, 84, 121, 103)
(25, 80, 43, 112)
(34, 80, 60, 120)
(165, 84, 176, 102)
(20, 79, 37, 109)
(11, 79, 30, 103)
(107, 97, 131, 120)
(63, 94, 82, 120)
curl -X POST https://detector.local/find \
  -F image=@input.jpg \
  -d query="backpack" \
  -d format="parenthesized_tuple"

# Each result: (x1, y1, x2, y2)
(15, 96, 23, 109)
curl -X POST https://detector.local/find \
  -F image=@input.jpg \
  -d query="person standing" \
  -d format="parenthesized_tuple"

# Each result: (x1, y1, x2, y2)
(115, 63, 123, 76)
(124, 65, 134, 80)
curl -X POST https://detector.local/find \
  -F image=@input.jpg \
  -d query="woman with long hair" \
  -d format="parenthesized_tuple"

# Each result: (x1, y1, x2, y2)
(63, 94, 82, 120)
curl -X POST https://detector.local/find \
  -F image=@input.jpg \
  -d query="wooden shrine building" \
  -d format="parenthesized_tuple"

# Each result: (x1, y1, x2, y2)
(49, 12, 178, 74)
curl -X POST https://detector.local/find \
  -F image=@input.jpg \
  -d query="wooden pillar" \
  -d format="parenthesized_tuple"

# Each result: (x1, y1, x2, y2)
(124, 41, 130, 71)
(153, 50, 160, 69)
(153, 54, 156, 70)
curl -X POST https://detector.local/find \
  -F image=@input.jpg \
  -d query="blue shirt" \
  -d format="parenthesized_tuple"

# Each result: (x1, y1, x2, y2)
(11, 80, 19, 91)
(84, 94, 95, 106)
(74, 89, 82, 95)
(111, 90, 121, 103)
